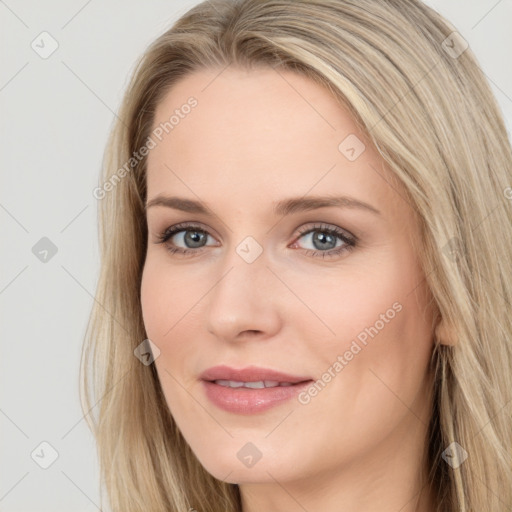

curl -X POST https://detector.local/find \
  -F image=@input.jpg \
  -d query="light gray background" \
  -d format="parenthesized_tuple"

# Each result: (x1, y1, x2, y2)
(1, 1, 511, 511)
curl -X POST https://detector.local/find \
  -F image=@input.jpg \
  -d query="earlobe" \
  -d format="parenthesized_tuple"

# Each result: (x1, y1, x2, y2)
(434, 320, 457, 346)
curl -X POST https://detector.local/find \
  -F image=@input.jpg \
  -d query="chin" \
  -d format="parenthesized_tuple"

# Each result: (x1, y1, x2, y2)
(192, 442, 308, 485)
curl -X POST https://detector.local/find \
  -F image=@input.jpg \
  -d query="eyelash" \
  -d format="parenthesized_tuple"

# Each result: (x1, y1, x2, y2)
(154, 222, 357, 259)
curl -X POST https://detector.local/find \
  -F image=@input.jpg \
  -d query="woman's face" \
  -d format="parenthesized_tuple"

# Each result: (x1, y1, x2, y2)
(141, 66, 436, 487)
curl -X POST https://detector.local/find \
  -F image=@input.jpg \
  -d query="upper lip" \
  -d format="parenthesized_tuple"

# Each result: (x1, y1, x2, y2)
(200, 365, 312, 384)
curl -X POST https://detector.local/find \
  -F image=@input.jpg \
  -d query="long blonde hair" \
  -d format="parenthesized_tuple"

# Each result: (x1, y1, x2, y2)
(80, 1, 512, 510)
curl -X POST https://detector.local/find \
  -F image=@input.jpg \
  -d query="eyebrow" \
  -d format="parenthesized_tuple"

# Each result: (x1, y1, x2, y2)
(145, 194, 381, 217)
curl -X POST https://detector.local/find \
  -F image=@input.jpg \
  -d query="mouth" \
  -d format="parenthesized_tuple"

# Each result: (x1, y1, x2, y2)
(210, 379, 306, 388)
(200, 365, 314, 414)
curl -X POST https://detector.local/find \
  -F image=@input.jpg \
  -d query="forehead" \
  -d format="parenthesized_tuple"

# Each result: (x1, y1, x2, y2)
(145, 67, 402, 217)
(149, 66, 362, 162)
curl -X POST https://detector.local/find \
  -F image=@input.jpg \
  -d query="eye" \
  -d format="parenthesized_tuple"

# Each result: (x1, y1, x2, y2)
(291, 223, 356, 259)
(154, 222, 357, 259)
(154, 222, 217, 256)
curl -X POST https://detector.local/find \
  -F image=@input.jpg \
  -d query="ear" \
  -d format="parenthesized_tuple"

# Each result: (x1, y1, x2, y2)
(434, 318, 457, 346)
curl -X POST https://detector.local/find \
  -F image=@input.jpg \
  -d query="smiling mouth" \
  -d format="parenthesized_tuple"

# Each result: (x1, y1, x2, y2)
(199, 365, 314, 413)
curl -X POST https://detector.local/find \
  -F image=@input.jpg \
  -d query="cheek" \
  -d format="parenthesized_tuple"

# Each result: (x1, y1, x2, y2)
(140, 258, 206, 394)
(140, 257, 199, 341)
(291, 247, 435, 407)
(288, 288, 434, 474)
(140, 263, 166, 342)
(286, 250, 429, 351)
(140, 261, 196, 418)
(303, 258, 435, 429)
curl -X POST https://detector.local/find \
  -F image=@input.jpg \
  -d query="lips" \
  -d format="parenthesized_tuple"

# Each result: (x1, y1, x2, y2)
(200, 365, 312, 384)
(200, 365, 314, 414)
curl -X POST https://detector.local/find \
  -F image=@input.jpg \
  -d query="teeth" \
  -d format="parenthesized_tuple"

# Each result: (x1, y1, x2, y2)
(215, 380, 245, 388)
(214, 380, 293, 388)
(244, 381, 265, 389)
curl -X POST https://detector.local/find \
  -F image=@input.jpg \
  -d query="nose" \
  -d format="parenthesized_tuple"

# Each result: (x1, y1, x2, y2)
(204, 246, 282, 344)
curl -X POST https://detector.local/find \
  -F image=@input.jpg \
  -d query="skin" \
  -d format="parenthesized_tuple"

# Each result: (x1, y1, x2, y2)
(140, 66, 440, 512)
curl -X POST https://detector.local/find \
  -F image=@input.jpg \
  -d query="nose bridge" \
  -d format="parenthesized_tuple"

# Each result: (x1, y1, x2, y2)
(205, 234, 281, 341)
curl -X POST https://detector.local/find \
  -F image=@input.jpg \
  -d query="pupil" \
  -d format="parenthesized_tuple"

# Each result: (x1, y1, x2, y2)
(185, 231, 205, 248)
(314, 232, 335, 250)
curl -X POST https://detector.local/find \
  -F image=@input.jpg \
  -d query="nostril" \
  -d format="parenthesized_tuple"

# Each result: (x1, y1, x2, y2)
(242, 330, 261, 337)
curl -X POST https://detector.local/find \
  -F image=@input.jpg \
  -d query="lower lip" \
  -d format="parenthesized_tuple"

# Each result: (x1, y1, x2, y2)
(202, 380, 313, 414)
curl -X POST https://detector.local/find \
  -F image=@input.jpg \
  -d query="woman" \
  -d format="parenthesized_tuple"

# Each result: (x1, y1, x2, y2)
(81, 1, 512, 510)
